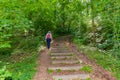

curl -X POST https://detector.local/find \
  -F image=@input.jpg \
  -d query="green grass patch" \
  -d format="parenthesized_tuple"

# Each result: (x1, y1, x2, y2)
(56, 69, 61, 73)
(80, 66, 92, 73)
(47, 69, 53, 74)
(52, 57, 57, 60)
(86, 78, 91, 80)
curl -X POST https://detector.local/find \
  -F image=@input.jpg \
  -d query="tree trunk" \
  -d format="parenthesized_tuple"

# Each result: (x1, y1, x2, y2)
(91, 0, 95, 46)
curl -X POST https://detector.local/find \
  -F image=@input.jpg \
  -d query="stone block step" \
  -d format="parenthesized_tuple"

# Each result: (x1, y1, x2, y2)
(52, 46, 68, 47)
(52, 46, 67, 47)
(51, 64, 83, 67)
(51, 56, 75, 60)
(51, 53, 74, 56)
(48, 66, 83, 71)
(53, 74, 90, 80)
(51, 51, 71, 53)
(51, 49, 69, 52)
(52, 47, 68, 50)
(52, 60, 82, 64)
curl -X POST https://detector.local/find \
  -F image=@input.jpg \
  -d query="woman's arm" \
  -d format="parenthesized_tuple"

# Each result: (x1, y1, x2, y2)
(45, 34, 47, 40)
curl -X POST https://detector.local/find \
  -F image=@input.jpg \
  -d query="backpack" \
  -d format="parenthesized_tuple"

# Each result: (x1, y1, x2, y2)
(46, 33, 51, 38)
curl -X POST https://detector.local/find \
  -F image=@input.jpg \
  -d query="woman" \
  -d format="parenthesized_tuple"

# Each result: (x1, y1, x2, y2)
(45, 31, 52, 50)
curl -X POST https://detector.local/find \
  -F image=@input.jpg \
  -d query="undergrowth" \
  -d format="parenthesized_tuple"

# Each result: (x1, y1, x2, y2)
(0, 36, 44, 80)
(73, 39, 120, 79)
(9, 53, 38, 80)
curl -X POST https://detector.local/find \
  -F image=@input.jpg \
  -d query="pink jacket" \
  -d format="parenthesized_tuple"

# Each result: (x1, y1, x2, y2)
(45, 33, 52, 39)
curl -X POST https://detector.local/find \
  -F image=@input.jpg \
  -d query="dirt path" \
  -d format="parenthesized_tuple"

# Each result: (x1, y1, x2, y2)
(33, 38, 116, 80)
(33, 50, 52, 80)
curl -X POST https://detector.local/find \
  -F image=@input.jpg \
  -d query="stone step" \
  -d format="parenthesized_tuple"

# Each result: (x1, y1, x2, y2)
(48, 66, 83, 71)
(53, 74, 90, 80)
(52, 45, 67, 47)
(51, 51, 71, 53)
(51, 64, 83, 67)
(51, 53, 74, 56)
(52, 47, 68, 50)
(52, 60, 82, 64)
(51, 49, 69, 52)
(52, 46, 67, 48)
(51, 56, 76, 60)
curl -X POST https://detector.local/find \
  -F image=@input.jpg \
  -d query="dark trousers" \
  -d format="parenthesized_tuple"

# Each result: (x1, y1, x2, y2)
(46, 38, 51, 49)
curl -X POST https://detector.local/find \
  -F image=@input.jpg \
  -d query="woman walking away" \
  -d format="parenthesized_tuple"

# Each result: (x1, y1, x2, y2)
(45, 31, 52, 50)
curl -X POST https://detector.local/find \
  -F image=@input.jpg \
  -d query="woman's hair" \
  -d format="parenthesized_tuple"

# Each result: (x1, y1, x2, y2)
(48, 31, 51, 33)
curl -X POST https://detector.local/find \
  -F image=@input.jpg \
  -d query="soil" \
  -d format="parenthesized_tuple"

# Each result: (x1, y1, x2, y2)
(33, 50, 52, 80)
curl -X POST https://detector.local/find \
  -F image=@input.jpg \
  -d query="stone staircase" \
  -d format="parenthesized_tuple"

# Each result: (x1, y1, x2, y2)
(48, 43, 91, 80)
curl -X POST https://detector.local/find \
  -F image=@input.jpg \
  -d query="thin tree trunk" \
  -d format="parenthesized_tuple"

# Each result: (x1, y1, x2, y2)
(91, 0, 95, 46)
(68, 20, 71, 33)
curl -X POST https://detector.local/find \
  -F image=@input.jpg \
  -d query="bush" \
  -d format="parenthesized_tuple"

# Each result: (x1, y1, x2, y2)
(0, 66, 12, 80)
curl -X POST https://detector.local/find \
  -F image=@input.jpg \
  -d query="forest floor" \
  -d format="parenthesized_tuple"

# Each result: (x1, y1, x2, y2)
(33, 37, 116, 80)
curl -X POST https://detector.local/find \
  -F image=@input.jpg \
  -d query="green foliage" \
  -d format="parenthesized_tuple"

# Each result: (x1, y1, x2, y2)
(0, 66, 12, 80)
(17, 36, 43, 52)
(73, 0, 120, 54)
(0, 0, 34, 55)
